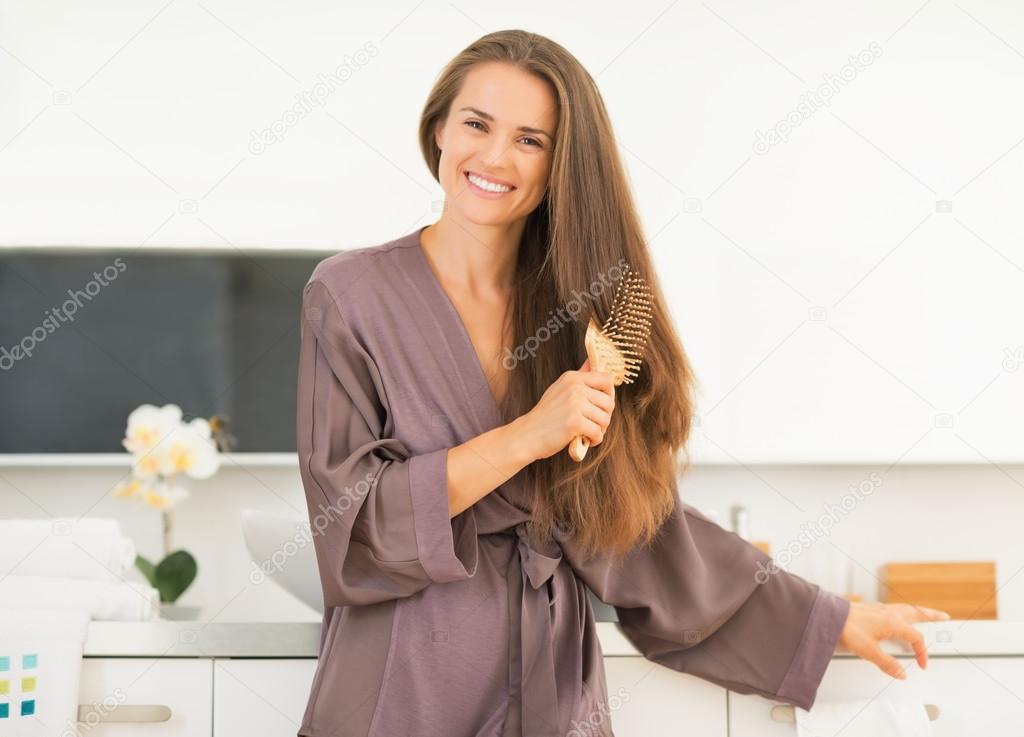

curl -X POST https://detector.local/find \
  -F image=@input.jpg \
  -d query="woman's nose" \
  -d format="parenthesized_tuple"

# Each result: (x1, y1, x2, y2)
(483, 136, 512, 168)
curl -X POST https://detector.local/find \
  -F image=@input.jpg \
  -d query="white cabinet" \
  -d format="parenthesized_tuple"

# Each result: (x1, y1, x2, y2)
(78, 658, 213, 736)
(84, 654, 1024, 736)
(729, 657, 1024, 737)
(604, 656, 727, 737)
(206, 656, 727, 737)
(75, 623, 1024, 735)
(212, 659, 317, 737)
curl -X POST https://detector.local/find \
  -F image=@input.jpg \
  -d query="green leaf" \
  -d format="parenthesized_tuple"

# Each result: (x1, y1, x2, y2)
(153, 550, 198, 603)
(135, 554, 157, 587)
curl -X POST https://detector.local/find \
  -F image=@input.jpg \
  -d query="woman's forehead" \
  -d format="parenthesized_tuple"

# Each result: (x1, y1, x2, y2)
(455, 63, 558, 136)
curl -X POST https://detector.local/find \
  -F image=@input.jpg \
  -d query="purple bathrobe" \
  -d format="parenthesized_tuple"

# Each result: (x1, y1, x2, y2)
(295, 225, 850, 737)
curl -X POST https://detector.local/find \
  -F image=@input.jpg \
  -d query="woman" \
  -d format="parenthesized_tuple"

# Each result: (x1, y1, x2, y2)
(295, 29, 949, 737)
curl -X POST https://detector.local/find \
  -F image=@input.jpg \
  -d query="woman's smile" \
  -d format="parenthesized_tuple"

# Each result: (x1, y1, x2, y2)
(464, 170, 517, 198)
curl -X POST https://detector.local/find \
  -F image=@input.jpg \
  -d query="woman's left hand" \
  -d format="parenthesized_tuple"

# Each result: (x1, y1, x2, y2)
(836, 601, 951, 679)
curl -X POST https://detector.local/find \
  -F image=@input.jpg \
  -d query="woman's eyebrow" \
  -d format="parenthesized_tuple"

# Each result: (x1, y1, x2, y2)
(458, 106, 552, 140)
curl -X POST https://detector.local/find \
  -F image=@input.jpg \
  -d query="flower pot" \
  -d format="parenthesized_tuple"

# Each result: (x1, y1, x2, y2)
(158, 603, 201, 621)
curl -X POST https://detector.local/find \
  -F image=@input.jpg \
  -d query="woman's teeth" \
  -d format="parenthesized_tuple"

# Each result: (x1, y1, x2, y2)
(466, 172, 514, 193)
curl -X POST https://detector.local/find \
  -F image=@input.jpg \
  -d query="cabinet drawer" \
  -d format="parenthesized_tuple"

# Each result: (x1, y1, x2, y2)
(78, 658, 212, 736)
(213, 659, 317, 737)
(603, 656, 727, 737)
(729, 656, 1024, 736)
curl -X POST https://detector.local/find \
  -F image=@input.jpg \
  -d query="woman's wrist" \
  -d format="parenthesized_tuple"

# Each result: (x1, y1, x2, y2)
(502, 415, 539, 469)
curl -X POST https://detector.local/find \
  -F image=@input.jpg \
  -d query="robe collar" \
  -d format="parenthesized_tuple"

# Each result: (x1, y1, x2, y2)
(408, 224, 505, 434)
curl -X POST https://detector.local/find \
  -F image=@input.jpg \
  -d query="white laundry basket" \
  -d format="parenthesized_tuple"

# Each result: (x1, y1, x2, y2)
(0, 608, 90, 737)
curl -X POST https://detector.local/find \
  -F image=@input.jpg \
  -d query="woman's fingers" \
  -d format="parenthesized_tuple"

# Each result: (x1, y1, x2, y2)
(579, 416, 604, 446)
(910, 605, 951, 622)
(841, 601, 950, 682)
(576, 368, 615, 393)
(894, 624, 929, 669)
(866, 624, 926, 679)
(863, 642, 907, 680)
(586, 386, 614, 413)
(871, 617, 932, 677)
(572, 362, 615, 447)
(582, 382, 614, 429)
(892, 604, 947, 669)
(580, 411, 610, 444)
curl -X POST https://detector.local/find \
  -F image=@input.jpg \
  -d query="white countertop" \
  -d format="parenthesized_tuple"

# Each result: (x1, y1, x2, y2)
(82, 619, 1024, 659)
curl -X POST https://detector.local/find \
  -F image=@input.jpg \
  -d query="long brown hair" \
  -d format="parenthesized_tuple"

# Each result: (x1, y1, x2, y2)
(418, 30, 700, 561)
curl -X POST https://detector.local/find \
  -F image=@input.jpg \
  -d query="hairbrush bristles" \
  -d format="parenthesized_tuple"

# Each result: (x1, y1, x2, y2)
(568, 264, 654, 461)
(598, 265, 653, 385)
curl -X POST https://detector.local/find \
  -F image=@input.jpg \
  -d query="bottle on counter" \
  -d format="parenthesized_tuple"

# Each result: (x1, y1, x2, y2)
(730, 505, 750, 539)
(730, 504, 771, 556)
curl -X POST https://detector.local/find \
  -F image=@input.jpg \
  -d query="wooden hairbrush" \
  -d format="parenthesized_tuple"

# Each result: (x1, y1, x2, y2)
(568, 265, 654, 462)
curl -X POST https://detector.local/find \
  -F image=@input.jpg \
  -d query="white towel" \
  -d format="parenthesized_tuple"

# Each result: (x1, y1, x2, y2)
(796, 699, 933, 737)
(0, 575, 158, 621)
(0, 517, 136, 582)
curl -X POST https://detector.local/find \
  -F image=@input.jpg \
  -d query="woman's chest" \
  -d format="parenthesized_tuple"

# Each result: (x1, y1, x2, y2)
(458, 307, 511, 407)
(360, 301, 507, 451)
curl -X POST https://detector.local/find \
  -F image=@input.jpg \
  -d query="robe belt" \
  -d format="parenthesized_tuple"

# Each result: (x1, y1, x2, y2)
(512, 521, 564, 737)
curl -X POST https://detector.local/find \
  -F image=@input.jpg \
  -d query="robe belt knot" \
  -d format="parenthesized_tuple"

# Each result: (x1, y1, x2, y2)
(513, 522, 563, 601)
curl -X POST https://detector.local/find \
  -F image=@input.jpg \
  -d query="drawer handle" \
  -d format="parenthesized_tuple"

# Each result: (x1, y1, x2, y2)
(77, 705, 172, 723)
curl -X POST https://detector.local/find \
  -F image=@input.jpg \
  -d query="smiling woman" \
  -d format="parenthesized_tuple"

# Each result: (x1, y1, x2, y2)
(433, 62, 556, 214)
(294, 28, 945, 737)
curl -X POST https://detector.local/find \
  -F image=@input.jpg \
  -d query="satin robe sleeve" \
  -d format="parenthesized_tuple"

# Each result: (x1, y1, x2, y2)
(555, 490, 850, 711)
(296, 278, 479, 608)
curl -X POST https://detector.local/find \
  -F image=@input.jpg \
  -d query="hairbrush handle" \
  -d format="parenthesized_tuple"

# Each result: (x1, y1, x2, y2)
(568, 433, 591, 462)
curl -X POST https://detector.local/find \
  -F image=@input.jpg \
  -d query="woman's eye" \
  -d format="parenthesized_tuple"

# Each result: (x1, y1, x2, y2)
(464, 120, 543, 149)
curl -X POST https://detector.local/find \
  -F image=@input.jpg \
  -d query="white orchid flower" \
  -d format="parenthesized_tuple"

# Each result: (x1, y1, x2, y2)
(117, 403, 221, 509)
(123, 404, 182, 455)
(157, 419, 220, 479)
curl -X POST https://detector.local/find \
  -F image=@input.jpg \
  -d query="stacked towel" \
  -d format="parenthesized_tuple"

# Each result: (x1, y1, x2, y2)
(0, 518, 136, 582)
(0, 518, 157, 621)
(0, 576, 159, 621)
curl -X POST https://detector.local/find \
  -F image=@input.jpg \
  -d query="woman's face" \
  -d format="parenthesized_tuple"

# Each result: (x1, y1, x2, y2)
(434, 62, 557, 227)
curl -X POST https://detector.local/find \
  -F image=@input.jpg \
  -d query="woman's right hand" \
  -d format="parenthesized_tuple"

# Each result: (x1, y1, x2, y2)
(515, 359, 616, 461)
